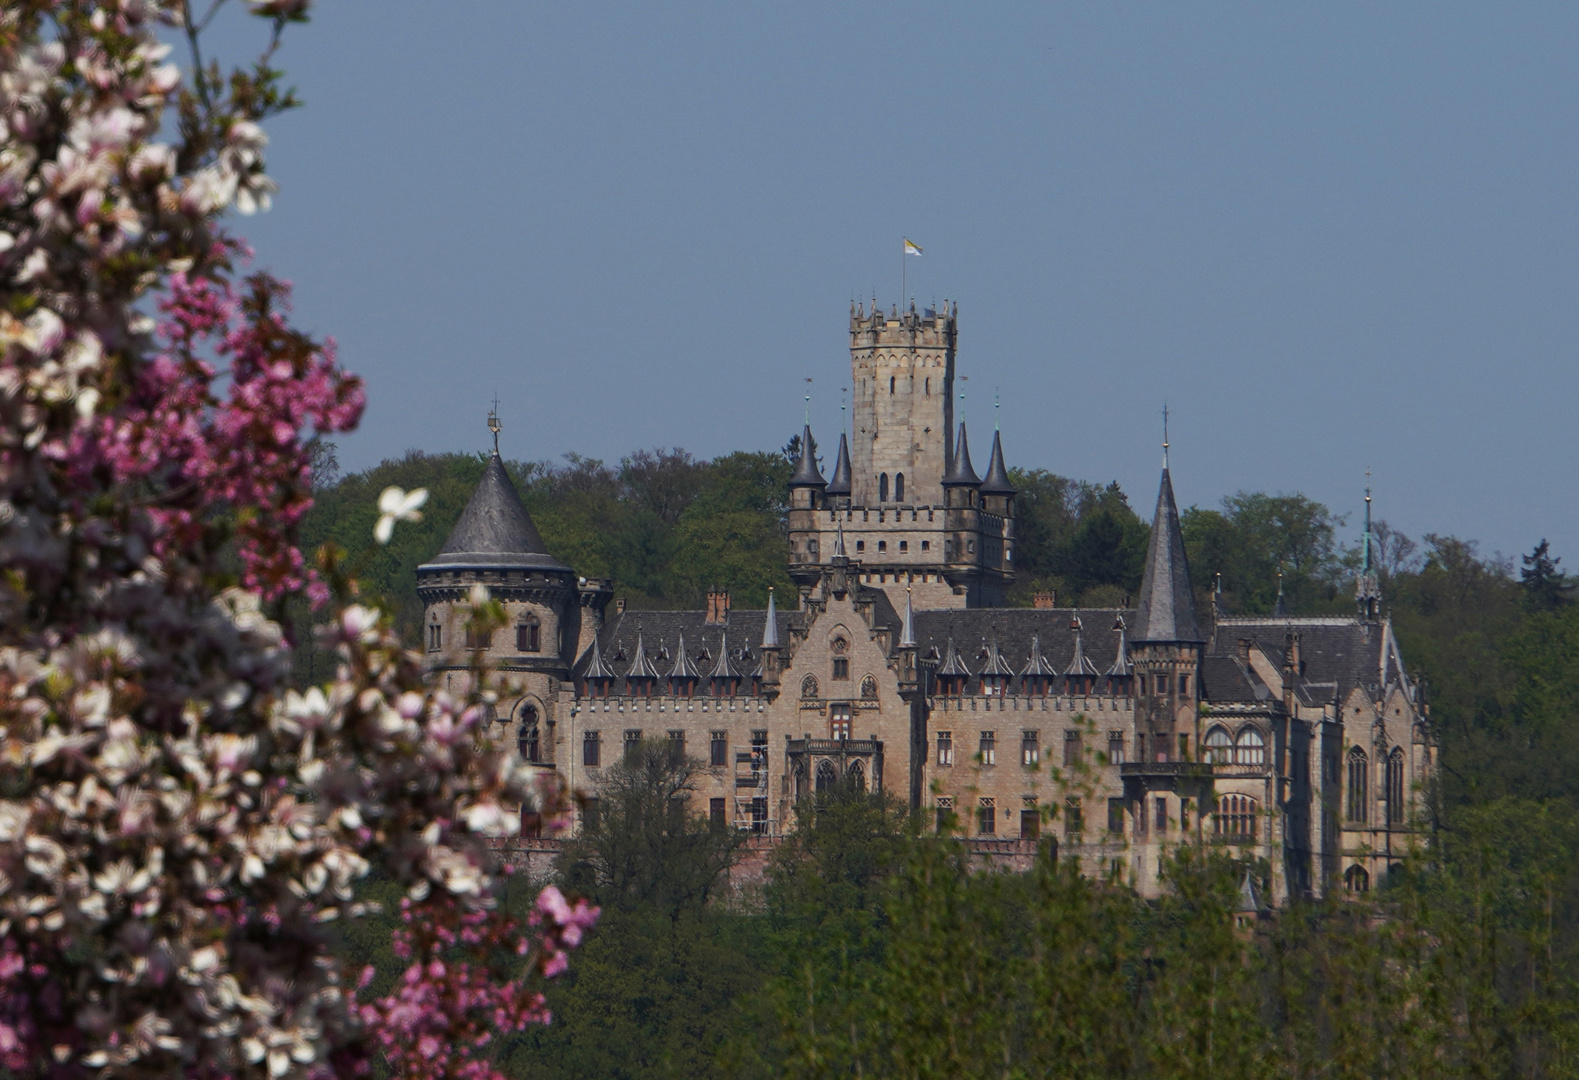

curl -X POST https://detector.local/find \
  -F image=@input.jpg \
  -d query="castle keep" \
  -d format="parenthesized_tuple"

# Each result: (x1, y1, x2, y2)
(418, 302, 1432, 904)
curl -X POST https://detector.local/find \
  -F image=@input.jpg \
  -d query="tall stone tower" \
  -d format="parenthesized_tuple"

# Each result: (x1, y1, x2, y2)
(786, 301, 1013, 610)
(849, 301, 956, 505)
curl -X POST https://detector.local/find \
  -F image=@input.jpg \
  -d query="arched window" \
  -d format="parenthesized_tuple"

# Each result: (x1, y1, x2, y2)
(1203, 726, 1233, 764)
(1387, 747, 1406, 824)
(925, 377, 930, 395)
(1346, 748, 1369, 823)
(889, 375, 896, 394)
(516, 615, 540, 653)
(1234, 727, 1266, 766)
(879, 473, 889, 502)
(801, 674, 819, 699)
(847, 759, 866, 792)
(1345, 865, 1370, 894)
(517, 705, 540, 764)
(1214, 793, 1258, 838)
(860, 675, 879, 700)
(815, 760, 838, 793)
(895, 473, 905, 502)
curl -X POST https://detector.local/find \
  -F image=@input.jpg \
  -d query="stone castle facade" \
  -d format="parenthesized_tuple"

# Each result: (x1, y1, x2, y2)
(418, 302, 1433, 904)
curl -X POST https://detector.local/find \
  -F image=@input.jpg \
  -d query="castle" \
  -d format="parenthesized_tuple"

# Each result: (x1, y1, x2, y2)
(417, 302, 1432, 904)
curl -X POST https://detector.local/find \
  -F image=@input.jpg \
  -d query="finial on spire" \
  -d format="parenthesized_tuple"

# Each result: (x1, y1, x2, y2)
(487, 396, 501, 456)
(959, 375, 968, 422)
(1162, 402, 1170, 469)
(994, 387, 1001, 431)
(804, 377, 812, 424)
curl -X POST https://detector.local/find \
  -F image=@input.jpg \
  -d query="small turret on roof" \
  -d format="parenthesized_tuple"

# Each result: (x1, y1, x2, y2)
(979, 639, 1017, 678)
(789, 423, 826, 488)
(942, 423, 981, 487)
(583, 634, 616, 680)
(979, 430, 1016, 496)
(1064, 613, 1100, 678)
(709, 631, 740, 681)
(1021, 634, 1059, 679)
(1107, 615, 1133, 678)
(899, 588, 917, 648)
(1273, 570, 1289, 618)
(625, 630, 659, 680)
(825, 433, 852, 497)
(761, 588, 781, 649)
(668, 632, 699, 680)
(935, 636, 972, 678)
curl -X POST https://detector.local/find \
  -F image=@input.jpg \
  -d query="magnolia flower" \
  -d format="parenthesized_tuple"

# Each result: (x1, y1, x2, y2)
(373, 486, 427, 544)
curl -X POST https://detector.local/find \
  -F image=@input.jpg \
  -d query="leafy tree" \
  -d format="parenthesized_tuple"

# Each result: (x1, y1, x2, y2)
(1521, 539, 1572, 612)
(1182, 492, 1346, 615)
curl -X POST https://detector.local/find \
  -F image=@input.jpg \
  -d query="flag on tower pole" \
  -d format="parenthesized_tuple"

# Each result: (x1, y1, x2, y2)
(904, 238, 923, 256)
(901, 238, 922, 309)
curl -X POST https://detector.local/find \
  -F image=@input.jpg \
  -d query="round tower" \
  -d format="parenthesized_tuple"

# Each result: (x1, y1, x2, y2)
(416, 446, 579, 770)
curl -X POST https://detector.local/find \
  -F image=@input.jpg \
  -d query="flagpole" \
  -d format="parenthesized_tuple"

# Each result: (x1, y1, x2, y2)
(900, 237, 905, 314)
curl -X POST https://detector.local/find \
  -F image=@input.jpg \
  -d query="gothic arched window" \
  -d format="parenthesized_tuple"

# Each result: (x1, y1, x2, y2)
(879, 473, 889, 502)
(889, 375, 896, 394)
(1346, 748, 1369, 823)
(1234, 727, 1266, 766)
(860, 675, 878, 700)
(1386, 747, 1406, 824)
(895, 473, 905, 502)
(517, 706, 540, 764)
(1203, 726, 1232, 764)
(1214, 793, 1258, 838)
(801, 674, 819, 700)
(1345, 864, 1370, 894)
(847, 759, 866, 792)
(815, 760, 838, 793)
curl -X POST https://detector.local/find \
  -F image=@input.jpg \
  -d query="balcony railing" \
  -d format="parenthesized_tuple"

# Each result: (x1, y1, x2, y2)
(1119, 761, 1214, 779)
(786, 738, 882, 756)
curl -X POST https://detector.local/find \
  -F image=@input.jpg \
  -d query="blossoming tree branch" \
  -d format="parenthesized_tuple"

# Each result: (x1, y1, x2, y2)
(0, 2, 595, 1077)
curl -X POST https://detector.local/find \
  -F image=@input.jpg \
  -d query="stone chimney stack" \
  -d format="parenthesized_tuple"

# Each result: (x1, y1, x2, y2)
(706, 588, 730, 625)
(1033, 591, 1058, 610)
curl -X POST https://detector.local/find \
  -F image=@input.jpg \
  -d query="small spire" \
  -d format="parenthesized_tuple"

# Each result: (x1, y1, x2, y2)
(980, 429, 1015, 496)
(761, 588, 780, 649)
(584, 633, 615, 680)
(626, 629, 658, 680)
(1021, 634, 1059, 678)
(935, 636, 971, 677)
(488, 397, 502, 457)
(899, 587, 916, 648)
(942, 422, 981, 486)
(1132, 464, 1203, 643)
(1107, 615, 1132, 678)
(1273, 568, 1288, 618)
(1064, 612, 1099, 678)
(789, 423, 826, 488)
(710, 631, 740, 681)
(1162, 402, 1170, 470)
(834, 519, 846, 558)
(1356, 471, 1381, 622)
(825, 432, 852, 497)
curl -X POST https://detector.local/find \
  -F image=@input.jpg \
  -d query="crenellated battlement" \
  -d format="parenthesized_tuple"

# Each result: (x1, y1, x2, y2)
(849, 300, 957, 349)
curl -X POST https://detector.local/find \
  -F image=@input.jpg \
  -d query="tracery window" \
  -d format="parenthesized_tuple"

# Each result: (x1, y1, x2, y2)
(1234, 727, 1266, 766)
(517, 706, 540, 764)
(815, 760, 837, 794)
(801, 674, 819, 699)
(1386, 747, 1406, 824)
(1345, 865, 1370, 894)
(1203, 726, 1233, 764)
(846, 759, 866, 792)
(1346, 748, 1369, 823)
(1214, 793, 1258, 839)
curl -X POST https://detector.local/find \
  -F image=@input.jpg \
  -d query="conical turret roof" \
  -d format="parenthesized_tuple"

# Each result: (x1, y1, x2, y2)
(825, 433, 852, 496)
(423, 454, 568, 571)
(668, 633, 699, 680)
(942, 423, 981, 486)
(1064, 613, 1100, 677)
(1132, 468, 1203, 642)
(1107, 615, 1133, 677)
(583, 634, 616, 680)
(710, 632, 740, 680)
(1021, 634, 1059, 678)
(789, 424, 826, 488)
(979, 430, 1016, 496)
(625, 630, 659, 680)
(936, 636, 972, 677)
(979, 639, 1016, 677)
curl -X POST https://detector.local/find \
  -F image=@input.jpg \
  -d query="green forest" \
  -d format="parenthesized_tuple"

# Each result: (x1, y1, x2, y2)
(312, 439, 1579, 1079)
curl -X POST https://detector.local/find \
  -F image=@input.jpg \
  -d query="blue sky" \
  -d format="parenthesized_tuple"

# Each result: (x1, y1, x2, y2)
(212, 4, 1579, 562)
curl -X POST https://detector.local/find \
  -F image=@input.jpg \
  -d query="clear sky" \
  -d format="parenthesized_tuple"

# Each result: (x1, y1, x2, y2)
(211, 4, 1579, 562)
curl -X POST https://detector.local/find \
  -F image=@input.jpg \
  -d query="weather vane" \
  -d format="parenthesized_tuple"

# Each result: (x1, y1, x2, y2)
(804, 377, 812, 423)
(487, 394, 501, 455)
(1162, 402, 1170, 468)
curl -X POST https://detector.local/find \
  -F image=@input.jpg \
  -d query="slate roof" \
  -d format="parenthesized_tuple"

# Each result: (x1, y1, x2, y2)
(979, 430, 1016, 496)
(1133, 468, 1202, 642)
(913, 609, 1135, 683)
(942, 423, 981, 486)
(1199, 654, 1270, 704)
(421, 453, 568, 572)
(1211, 616, 1405, 704)
(789, 423, 826, 488)
(575, 607, 795, 681)
(825, 433, 852, 497)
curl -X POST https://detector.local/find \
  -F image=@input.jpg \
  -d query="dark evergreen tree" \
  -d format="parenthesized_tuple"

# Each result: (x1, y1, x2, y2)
(1520, 538, 1571, 611)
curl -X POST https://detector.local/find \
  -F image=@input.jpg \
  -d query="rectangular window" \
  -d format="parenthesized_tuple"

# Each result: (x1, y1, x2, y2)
(1155, 797, 1168, 834)
(1022, 731, 1040, 767)
(936, 797, 954, 834)
(1108, 798, 1125, 835)
(978, 798, 996, 835)
(710, 731, 728, 768)
(667, 730, 685, 762)
(877, 541, 887, 553)
(921, 540, 931, 551)
(583, 730, 601, 768)
(1065, 798, 1083, 839)
(832, 657, 849, 680)
(979, 730, 996, 766)
(428, 624, 442, 651)
(1107, 733, 1125, 765)
(1063, 731, 1083, 767)
(856, 540, 865, 553)
(464, 625, 488, 650)
(1021, 808, 1040, 840)
(516, 622, 540, 652)
(710, 797, 726, 830)
(1180, 797, 1192, 831)
(937, 731, 954, 767)
(1179, 674, 1190, 695)
(829, 703, 852, 740)
(583, 796, 600, 831)
(899, 540, 909, 553)
(624, 729, 642, 762)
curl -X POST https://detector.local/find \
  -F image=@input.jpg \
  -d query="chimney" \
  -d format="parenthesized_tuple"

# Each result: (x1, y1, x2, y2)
(615, 597, 627, 616)
(1033, 591, 1057, 610)
(706, 588, 730, 625)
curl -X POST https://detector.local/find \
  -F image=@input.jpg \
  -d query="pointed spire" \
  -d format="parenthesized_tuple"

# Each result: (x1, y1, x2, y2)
(899, 587, 916, 648)
(834, 519, 846, 558)
(825, 432, 852, 497)
(979, 429, 1016, 496)
(584, 633, 616, 680)
(668, 632, 699, 680)
(1107, 615, 1133, 678)
(1273, 569, 1289, 618)
(1021, 634, 1059, 678)
(1132, 466, 1203, 643)
(935, 636, 972, 677)
(625, 629, 658, 679)
(710, 631, 740, 681)
(425, 453, 568, 571)
(941, 422, 980, 486)
(1213, 572, 1230, 620)
(979, 639, 1016, 677)
(761, 588, 781, 649)
(1064, 612, 1099, 677)
(789, 423, 826, 488)
(1356, 479, 1381, 621)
